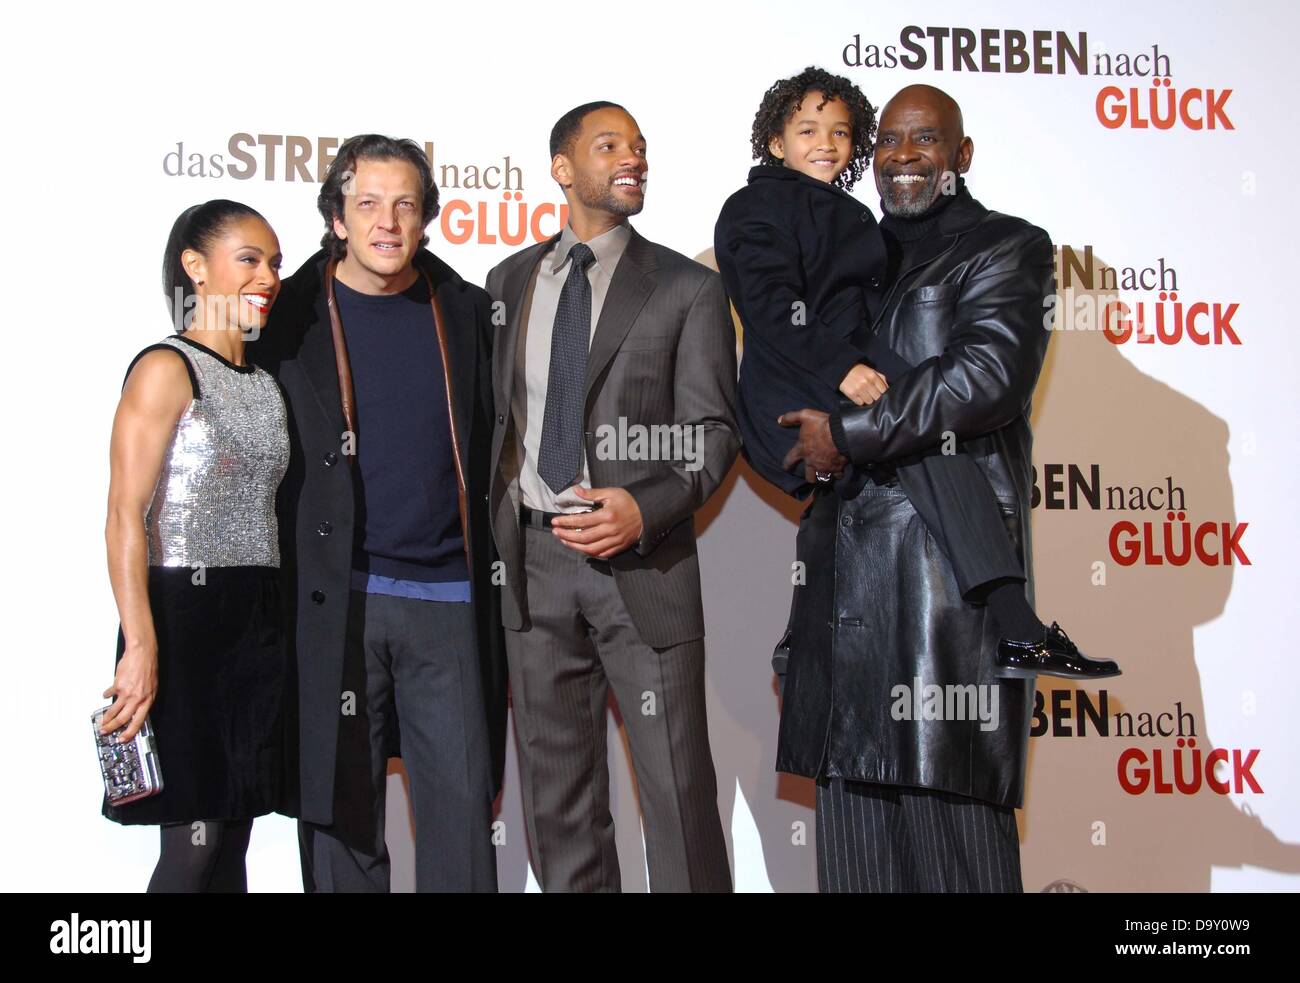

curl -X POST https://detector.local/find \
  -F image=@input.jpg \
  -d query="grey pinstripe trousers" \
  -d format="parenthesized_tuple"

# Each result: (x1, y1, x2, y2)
(505, 523, 731, 892)
(815, 777, 1023, 893)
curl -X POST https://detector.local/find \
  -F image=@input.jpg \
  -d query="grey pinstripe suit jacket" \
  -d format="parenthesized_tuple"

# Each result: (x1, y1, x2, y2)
(484, 225, 739, 648)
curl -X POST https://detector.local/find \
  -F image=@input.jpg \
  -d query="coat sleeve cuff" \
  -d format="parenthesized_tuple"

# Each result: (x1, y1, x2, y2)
(829, 410, 851, 458)
(820, 348, 868, 394)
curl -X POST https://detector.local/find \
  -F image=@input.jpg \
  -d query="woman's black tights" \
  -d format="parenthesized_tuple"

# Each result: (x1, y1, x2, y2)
(147, 819, 254, 893)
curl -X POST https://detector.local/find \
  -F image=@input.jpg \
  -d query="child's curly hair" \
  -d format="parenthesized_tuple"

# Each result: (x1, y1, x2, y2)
(750, 66, 877, 190)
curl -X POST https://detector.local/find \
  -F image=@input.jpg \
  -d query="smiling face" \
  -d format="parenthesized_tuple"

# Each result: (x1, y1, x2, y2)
(554, 106, 647, 218)
(181, 216, 282, 333)
(768, 91, 853, 184)
(873, 86, 973, 217)
(332, 156, 426, 284)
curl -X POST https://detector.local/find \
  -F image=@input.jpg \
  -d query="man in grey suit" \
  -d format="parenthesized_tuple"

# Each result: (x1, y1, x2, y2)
(484, 101, 738, 892)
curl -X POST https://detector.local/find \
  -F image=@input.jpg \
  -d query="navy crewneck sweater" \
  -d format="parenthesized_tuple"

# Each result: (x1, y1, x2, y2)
(334, 273, 468, 586)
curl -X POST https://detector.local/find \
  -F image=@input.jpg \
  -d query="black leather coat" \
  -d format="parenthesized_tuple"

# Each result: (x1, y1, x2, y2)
(776, 189, 1053, 809)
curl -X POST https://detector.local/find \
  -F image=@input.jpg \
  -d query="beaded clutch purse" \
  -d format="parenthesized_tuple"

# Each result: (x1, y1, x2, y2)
(93, 705, 164, 806)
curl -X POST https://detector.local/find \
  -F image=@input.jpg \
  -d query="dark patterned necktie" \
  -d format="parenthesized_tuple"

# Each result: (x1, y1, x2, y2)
(538, 241, 596, 494)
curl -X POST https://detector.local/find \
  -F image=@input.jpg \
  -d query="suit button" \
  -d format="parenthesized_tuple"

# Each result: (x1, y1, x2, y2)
(842, 515, 854, 527)
(318, 521, 333, 536)
(497, 414, 505, 424)
(869, 276, 881, 289)
(311, 589, 326, 605)
(323, 450, 338, 467)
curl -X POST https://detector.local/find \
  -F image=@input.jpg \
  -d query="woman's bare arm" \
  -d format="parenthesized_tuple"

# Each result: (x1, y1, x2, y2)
(101, 350, 192, 741)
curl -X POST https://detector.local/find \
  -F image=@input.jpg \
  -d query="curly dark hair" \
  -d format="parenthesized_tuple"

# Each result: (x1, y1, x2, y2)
(317, 134, 439, 260)
(750, 66, 877, 190)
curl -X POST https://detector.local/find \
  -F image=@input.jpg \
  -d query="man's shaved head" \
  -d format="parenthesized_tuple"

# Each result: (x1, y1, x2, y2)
(880, 84, 965, 140)
(874, 84, 974, 217)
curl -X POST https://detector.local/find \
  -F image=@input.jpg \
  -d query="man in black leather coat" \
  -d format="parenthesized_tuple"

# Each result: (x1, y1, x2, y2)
(778, 85, 1058, 892)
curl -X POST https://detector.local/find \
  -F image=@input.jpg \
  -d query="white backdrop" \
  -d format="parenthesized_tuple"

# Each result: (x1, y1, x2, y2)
(4, 0, 1297, 892)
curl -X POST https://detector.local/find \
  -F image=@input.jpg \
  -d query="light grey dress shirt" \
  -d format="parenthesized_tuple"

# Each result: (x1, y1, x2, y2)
(511, 220, 632, 513)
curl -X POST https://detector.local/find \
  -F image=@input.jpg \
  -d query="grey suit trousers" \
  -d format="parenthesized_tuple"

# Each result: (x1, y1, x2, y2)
(506, 522, 731, 892)
(298, 589, 497, 893)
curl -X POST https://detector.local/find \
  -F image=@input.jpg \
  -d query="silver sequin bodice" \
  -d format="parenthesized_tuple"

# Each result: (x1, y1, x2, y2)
(144, 336, 289, 568)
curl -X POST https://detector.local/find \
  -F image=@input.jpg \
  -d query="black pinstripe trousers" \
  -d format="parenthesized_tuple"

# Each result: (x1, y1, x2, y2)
(815, 777, 1023, 893)
(504, 523, 731, 892)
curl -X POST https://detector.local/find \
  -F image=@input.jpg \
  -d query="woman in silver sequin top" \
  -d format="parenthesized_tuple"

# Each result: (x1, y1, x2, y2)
(101, 200, 293, 892)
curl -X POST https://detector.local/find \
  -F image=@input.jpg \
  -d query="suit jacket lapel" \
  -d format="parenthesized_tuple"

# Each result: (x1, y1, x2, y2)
(585, 227, 657, 406)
